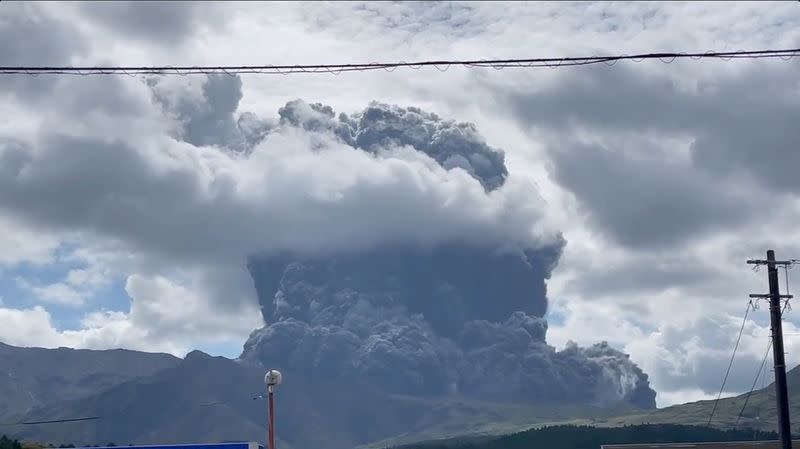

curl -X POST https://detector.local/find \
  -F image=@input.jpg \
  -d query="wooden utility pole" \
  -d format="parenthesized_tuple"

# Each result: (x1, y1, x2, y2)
(748, 250, 794, 449)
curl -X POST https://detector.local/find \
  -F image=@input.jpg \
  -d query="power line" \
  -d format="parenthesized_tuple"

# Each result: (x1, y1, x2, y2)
(736, 336, 774, 428)
(0, 48, 798, 76)
(0, 393, 264, 427)
(708, 300, 754, 426)
(0, 416, 100, 426)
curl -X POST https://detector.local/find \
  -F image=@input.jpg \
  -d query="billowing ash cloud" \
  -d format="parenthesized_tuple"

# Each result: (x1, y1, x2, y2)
(241, 246, 654, 407)
(276, 99, 509, 191)
(233, 94, 656, 408)
(0, 70, 654, 408)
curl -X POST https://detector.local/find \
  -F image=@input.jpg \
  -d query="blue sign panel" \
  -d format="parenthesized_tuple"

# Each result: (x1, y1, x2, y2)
(79, 443, 264, 449)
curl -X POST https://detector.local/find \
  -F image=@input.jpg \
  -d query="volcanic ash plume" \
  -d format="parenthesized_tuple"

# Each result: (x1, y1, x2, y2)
(235, 98, 656, 409)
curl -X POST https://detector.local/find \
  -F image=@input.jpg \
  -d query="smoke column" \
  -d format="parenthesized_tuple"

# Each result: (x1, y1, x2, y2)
(234, 98, 656, 408)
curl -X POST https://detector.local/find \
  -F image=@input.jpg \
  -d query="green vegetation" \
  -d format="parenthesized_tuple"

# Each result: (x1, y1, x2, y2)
(399, 424, 778, 449)
(2, 437, 122, 449)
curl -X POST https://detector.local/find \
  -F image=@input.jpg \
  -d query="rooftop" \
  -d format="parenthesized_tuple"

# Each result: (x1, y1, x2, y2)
(602, 441, 799, 449)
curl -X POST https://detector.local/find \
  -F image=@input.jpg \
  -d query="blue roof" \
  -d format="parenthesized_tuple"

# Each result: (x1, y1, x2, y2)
(78, 443, 264, 449)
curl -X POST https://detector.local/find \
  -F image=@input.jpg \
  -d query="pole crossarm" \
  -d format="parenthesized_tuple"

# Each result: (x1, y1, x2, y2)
(747, 259, 795, 265)
(750, 294, 794, 299)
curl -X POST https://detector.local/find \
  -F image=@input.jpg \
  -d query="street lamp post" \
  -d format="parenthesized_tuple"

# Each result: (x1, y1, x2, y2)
(264, 370, 282, 449)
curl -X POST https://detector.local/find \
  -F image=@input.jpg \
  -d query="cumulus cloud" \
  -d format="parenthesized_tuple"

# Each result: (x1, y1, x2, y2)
(2, 1, 800, 412)
(492, 63, 800, 250)
(275, 99, 510, 191)
(488, 57, 800, 404)
(25, 281, 86, 307)
(0, 74, 559, 265)
(0, 3, 89, 104)
(148, 75, 254, 151)
(545, 139, 757, 249)
(625, 311, 800, 399)
(0, 68, 654, 409)
(76, 1, 228, 45)
(0, 271, 262, 356)
(0, 306, 68, 348)
(234, 97, 653, 408)
(13, 258, 114, 307)
(0, 3, 86, 66)
(0, 215, 61, 267)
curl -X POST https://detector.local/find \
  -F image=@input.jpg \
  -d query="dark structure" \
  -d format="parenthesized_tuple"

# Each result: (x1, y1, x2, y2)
(748, 250, 794, 449)
(602, 441, 800, 449)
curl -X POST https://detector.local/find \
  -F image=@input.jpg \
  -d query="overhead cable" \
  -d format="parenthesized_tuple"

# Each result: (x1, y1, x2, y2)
(708, 300, 753, 426)
(0, 48, 797, 76)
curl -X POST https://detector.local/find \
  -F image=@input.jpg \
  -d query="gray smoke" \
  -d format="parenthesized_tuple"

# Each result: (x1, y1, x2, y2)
(229, 95, 655, 408)
(240, 245, 654, 407)
(141, 74, 654, 407)
(276, 99, 509, 191)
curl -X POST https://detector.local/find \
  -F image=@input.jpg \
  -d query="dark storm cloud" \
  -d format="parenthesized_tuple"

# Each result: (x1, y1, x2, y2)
(0, 74, 557, 264)
(563, 255, 726, 298)
(148, 75, 261, 150)
(0, 70, 655, 409)
(496, 62, 800, 248)
(0, 3, 88, 100)
(0, 3, 86, 65)
(548, 140, 753, 249)
(78, 1, 225, 44)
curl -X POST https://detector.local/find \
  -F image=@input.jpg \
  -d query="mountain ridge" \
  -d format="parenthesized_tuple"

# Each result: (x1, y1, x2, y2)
(0, 342, 650, 449)
(595, 362, 800, 433)
(0, 342, 179, 422)
(8, 340, 792, 449)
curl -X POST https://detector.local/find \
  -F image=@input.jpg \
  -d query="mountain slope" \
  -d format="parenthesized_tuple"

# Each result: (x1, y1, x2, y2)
(5, 348, 642, 449)
(0, 342, 179, 421)
(8, 350, 424, 449)
(599, 363, 800, 432)
(397, 424, 780, 449)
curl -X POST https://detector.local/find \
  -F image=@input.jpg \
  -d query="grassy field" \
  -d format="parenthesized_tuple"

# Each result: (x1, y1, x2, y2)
(357, 395, 637, 449)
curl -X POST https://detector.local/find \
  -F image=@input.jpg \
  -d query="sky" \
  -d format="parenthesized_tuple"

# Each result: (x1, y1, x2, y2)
(1, 1, 800, 408)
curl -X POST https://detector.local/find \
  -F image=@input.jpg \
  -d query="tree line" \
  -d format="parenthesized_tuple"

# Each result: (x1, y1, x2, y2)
(400, 424, 780, 449)
(0, 436, 119, 449)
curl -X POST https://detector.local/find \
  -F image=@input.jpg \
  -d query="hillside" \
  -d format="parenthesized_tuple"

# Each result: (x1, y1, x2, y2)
(599, 363, 800, 432)
(356, 397, 637, 449)
(8, 349, 437, 449)
(397, 424, 779, 449)
(368, 363, 800, 448)
(0, 342, 179, 421)
(6, 348, 637, 449)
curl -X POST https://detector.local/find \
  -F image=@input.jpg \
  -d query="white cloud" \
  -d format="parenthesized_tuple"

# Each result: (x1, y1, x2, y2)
(0, 271, 262, 356)
(124, 272, 263, 345)
(11, 246, 116, 307)
(0, 71, 560, 361)
(0, 214, 60, 267)
(29, 282, 85, 306)
(2, 0, 800, 406)
(65, 266, 111, 290)
(657, 389, 718, 408)
(0, 306, 66, 348)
